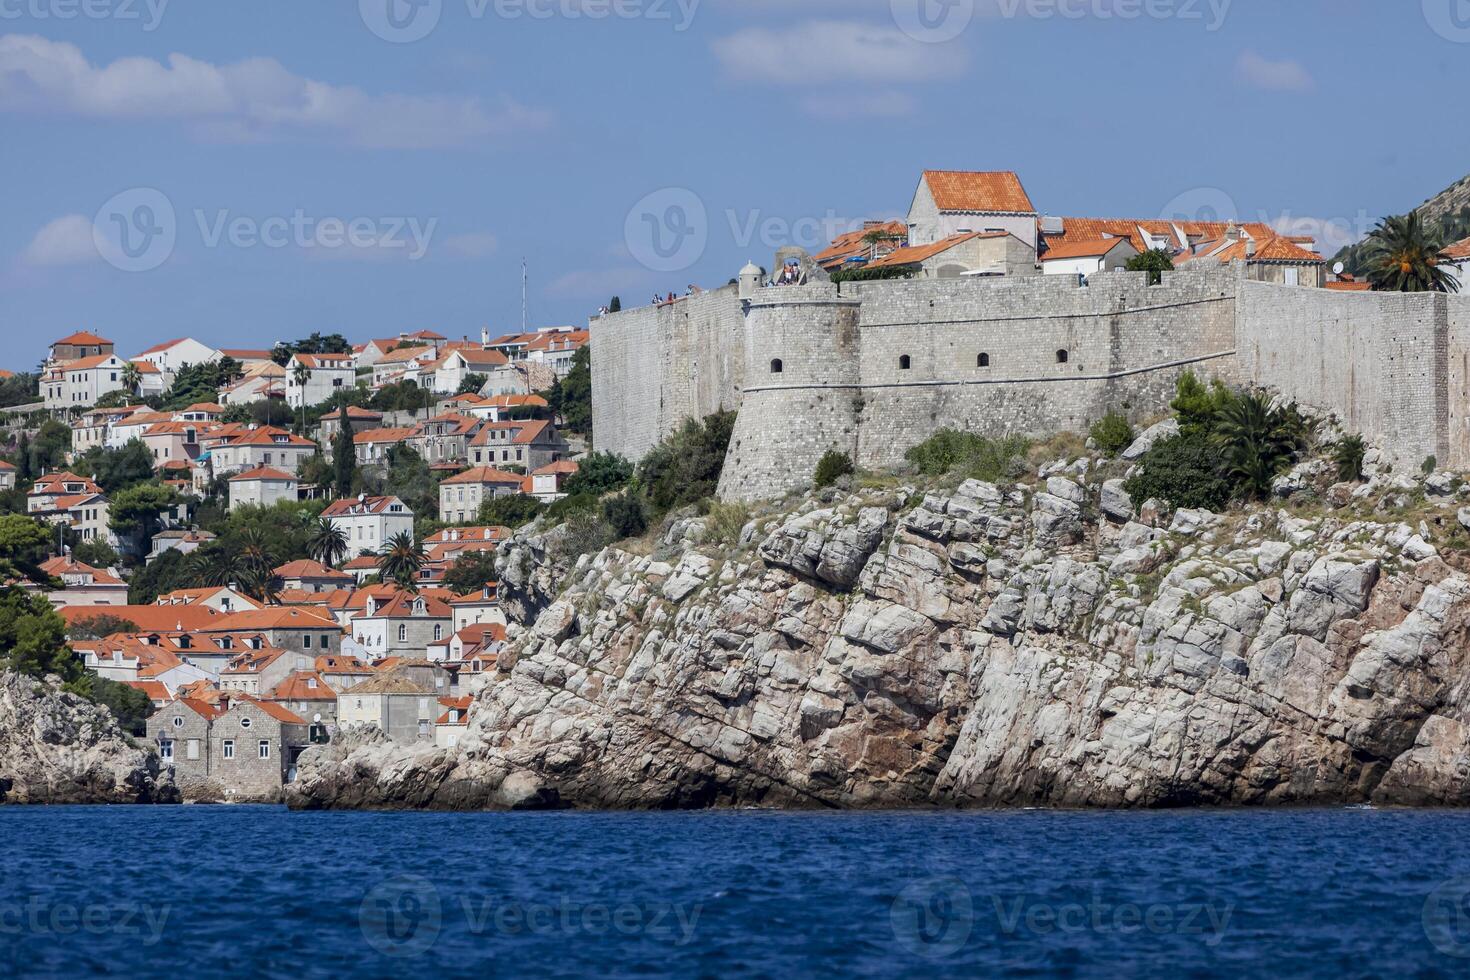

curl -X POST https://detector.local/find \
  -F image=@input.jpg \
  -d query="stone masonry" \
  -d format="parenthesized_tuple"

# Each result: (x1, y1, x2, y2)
(590, 262, 1470, 502)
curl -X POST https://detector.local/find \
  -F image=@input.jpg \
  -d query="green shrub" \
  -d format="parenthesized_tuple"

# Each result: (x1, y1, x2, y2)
(904, 429, 1031, 482)
(563, 452, 633, 498)
(813, 450, 854, 489)
(602, 493, 648, 539)
(637, 411, 736, 512)
(1423, 455, 1438, 476)
(478, 495, 544, 529)
(1170, 371, 1232, 435)
(1333, 435, 1366, 482)
(1089, 412, 1135, 457)
(705, 501, 751, 546)
(1211, 390, 1305, 500)
(1123, 431, 1233, 511)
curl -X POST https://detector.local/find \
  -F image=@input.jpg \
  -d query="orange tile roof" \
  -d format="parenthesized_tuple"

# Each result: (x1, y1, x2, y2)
(1442, 236, 1470, 261)
(59, 604, 223, 632)
(134, 338, 189, 356)
(1043, 217, 1279, 256)
(234, 694, 308, 725)
(922, 170, 1036, 214)
(1039, 238, 1136, 261)
(55, 331, 112, 346)
(441, 466, 525, 486)
(868, 232, 1005, 269)
(1325, 280, 1373, 292)
(293, 353, 355, 369)
(228, 466, 298, 482)
(533, 459, 579, 476)
(468, 418, 553, 447)
(123, 680, 171, 701)
(321, 495, 408, 517)
(63, 354, 121, 371)
(207, 607, 341, 632)
(814, 220, 909, 267)
(355, 427, 417, 444)
(220, 348, 274, 360)
(451, 348, 510, 368)
(275, 559, 352, 580)
(40, 555, 125, 586)
(265, 671, 337, 701)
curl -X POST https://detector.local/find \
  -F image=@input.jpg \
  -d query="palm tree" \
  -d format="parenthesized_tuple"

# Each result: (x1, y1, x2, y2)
(1333, 434, 1366, 482)
(1212, 390, 1303, 500)
(1362, 212, 1461, 293)
(236, 528, 279, 602)
(377, 531, 425, 591)
(121, 361, 142, 397)
(291, 360, 312, 434)
(308, 517, 349, 568)
(185, 546, 242, 589)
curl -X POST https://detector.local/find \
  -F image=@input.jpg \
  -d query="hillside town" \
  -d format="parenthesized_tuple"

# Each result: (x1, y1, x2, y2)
(10, 168, 1470, 803)
(4, 325, 588, 800)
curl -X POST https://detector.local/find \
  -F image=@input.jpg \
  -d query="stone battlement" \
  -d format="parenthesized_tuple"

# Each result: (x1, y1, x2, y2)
(589, 264, 1470, 501)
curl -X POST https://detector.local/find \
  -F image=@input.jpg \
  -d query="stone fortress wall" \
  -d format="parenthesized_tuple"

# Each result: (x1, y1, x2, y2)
(590, 264, 1470, 502)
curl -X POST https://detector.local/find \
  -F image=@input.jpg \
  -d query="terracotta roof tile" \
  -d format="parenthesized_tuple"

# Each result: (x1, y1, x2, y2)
(922, 170, 1036, 214)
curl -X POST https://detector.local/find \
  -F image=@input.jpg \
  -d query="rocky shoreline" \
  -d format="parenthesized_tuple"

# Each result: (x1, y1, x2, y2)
(0, 671, 176, 805)
(287, 438, 1470, 812)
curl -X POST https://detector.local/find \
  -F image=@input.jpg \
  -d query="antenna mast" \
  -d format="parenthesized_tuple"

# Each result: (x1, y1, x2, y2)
(521, 258, 528, 333)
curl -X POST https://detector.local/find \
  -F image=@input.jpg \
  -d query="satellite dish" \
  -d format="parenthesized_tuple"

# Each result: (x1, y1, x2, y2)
(313, 713, 322, 723)
(1333, 262, 1345, 276)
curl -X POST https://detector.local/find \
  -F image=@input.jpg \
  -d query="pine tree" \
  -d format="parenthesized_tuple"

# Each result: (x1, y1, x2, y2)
(333, 402, 356, 497)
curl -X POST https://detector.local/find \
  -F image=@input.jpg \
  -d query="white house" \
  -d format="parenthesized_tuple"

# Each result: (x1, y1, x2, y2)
(205, 426, 318, 476)
(372, 346, 437, 387)
(433, 348, 510, 394)
(228, 466, 301, 511)
(323, 495, 415, 558)
(28, 472, 113, 544)
(286, 353, 356, 408)
(31, 556, 128, 607)
(1040, 237, 1140, 278)
(438, 467, 524, 524)
(349, 591, 453, 659)
(43, 354, 128, 411)
(132, 337, 221, 375)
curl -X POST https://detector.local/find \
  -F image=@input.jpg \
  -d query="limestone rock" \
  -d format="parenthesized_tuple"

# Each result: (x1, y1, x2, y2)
(1121, 418, 1179, 460)
(0, 671, 176, 805)
(1100, 479, 1133, 522)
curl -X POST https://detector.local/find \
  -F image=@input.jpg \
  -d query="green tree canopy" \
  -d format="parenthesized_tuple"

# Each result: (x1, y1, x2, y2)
(546, 346, 591, 437)
(441, 550, 498, 594)
(561, 451, 632, 498)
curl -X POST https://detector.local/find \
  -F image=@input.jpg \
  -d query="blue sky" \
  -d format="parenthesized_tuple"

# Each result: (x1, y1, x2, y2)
(2, 0, 1468, 366)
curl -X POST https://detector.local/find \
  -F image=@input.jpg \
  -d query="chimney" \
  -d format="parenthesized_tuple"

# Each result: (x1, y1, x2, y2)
(1245, 237, 1257, 259)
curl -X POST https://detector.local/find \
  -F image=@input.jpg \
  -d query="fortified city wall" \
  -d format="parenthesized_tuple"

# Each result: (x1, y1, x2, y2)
(589, 264, 1470, 502)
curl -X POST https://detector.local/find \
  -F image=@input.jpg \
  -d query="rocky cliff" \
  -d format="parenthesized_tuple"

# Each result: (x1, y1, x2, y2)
(0, 671, 176, 805)
(289, 442, 1470, 811)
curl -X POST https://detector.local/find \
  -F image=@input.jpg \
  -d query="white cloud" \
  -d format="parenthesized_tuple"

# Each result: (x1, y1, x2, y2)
(1235, 50, 1315, 93)
(0, 34, 551, 149)
(441, 232, 499, 259)
(20, 214, 97, 267)
(711, 20, 966, 85)
(799, 89, 916, 119)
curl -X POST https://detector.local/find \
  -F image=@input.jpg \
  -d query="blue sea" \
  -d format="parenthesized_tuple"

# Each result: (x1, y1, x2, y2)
(3, 806, 1470, 978)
